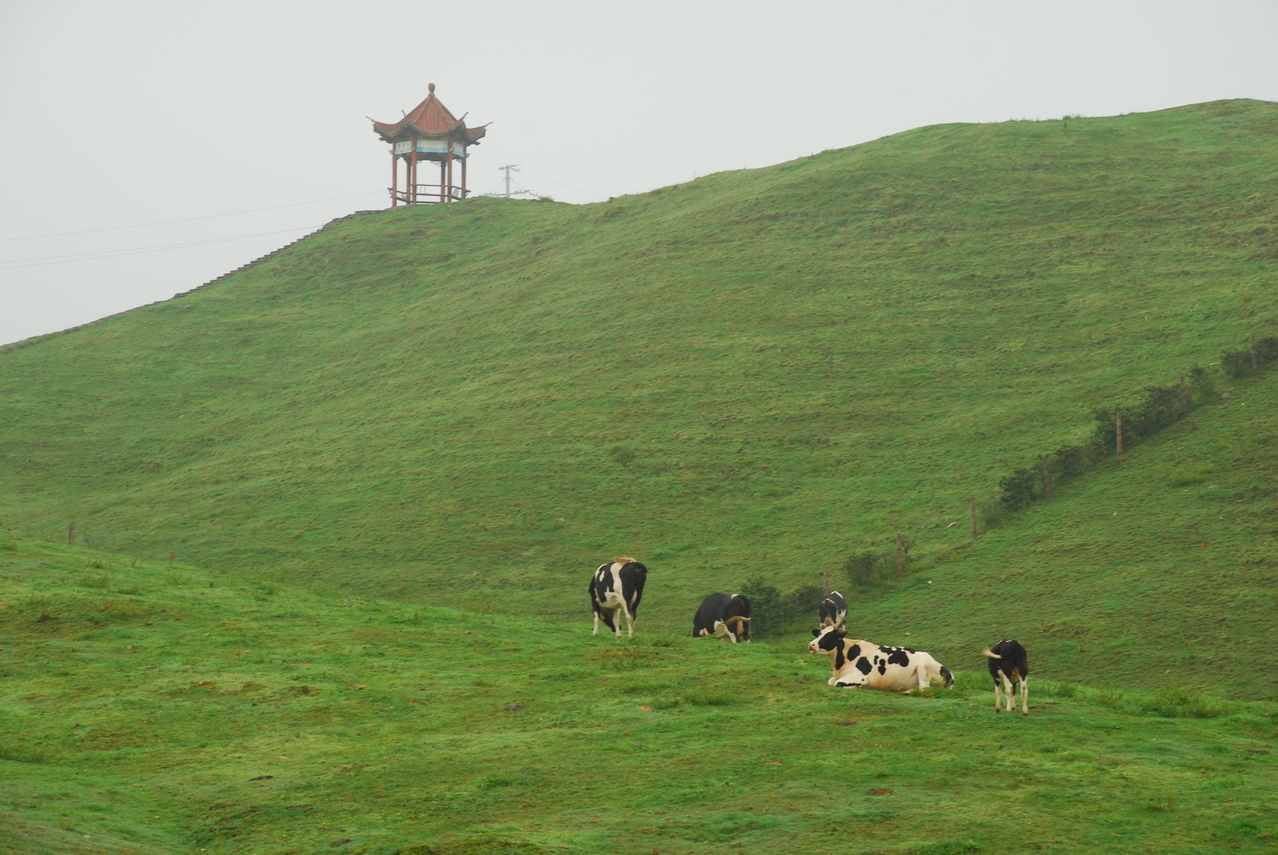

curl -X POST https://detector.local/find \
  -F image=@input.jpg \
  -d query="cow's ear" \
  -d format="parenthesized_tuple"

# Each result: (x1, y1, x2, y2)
(811, 628, 821, 637)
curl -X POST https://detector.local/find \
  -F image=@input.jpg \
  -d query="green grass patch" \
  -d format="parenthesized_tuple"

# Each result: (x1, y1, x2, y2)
(2, 535, 1278, 853)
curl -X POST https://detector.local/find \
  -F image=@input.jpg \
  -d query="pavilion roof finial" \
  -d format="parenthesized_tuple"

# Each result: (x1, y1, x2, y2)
(428, 82, 436, 94)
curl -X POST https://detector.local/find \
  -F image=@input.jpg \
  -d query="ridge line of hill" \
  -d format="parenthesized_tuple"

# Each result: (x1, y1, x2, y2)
(0, 209, 382, 357)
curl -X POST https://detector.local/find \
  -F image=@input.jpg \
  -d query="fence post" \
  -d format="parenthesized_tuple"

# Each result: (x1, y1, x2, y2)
(1116, 411, 1123, 457)
(68, 521, 75, 545)
(970, 495, 977, 540)
(896, 532, 904, 577)
(1252, 333, 1259, 377)
(1040, 455, 1052, 500)
(1180, 373, 1188, 413)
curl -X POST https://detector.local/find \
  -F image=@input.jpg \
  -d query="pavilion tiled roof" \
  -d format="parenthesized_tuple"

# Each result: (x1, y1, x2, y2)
(371, 83, 488, 145)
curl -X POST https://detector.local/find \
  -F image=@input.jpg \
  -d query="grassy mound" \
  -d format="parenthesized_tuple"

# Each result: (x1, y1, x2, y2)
(2, 533, 1277, 853)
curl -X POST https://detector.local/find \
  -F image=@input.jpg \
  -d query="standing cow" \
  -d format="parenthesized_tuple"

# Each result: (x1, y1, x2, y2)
(818, 590, 847, 629)
(590, 557, 648, 639)
(983, 639, 1030, 716)
(692, 593, 752, 643)
(809, 626, 953, 691)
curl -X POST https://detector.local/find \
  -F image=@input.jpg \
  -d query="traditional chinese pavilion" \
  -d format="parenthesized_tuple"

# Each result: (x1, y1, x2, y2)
(371, 84, 488, 206)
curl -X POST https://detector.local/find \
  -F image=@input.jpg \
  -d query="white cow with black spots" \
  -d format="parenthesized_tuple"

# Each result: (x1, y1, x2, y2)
(809, 626, 953, 692)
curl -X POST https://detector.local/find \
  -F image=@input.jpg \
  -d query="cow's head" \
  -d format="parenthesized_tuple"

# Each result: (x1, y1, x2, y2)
(809, 625, 846, 654)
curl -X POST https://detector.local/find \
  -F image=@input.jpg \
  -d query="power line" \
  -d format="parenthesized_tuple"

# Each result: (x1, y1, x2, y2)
(516, 170, 606, 199)
(0, 191, 382, 243)
(0, 225, 324, 271)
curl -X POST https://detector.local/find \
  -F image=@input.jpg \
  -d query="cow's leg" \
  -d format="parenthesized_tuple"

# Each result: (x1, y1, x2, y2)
(613, 609, 624, 639)
(1001, 672, 1015, 713)
(593, 610, 600, 636)
(623, 606, 635, 639)
(916, 662, 930, 690)
(993, 677, 1003, 713)
(1020, 676, 1029, 717)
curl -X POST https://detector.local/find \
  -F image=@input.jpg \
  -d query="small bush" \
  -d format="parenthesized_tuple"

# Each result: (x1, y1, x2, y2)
(737, 578, 827, 637)
(1188, 365, 1216, 403)
(998, 468, 1039, 513)
(977, 498, 1004, 529)
(1038, 680, 1077, 699)
(844, 551, 883, 588)
(1143, 685, 1226, 718)
(1222, 335, 1278, 378)
(1223, 349, 1253, 379)
(738, 577, 781, 637)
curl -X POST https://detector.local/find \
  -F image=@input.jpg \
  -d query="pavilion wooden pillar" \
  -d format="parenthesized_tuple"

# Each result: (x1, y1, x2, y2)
(410, 139, 419, 205)
(447, 144, 455, 201)
(461, 155, 467, 199)
(391, 150, 398, 207)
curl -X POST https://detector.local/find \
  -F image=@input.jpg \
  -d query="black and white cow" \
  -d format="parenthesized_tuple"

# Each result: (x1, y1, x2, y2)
(818, 590, 847, 629)
(692, 593, 752, 643)
(590, 557, 648, 639)
(808, 626, 953, 692)
(983, 639, 1029, 716)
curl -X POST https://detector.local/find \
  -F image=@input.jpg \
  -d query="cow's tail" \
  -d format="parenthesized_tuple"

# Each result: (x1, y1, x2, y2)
(940, 666, 955, 688)
(981, 648, 1001, 659)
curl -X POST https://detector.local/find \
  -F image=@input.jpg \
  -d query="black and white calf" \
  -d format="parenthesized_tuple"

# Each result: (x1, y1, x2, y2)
(818, 590, 847, 629)
(808, 626, 953, 692)
(590, 557, 648, 639)
(982, 639, 1029, 716)
(692, 593, 752, 643)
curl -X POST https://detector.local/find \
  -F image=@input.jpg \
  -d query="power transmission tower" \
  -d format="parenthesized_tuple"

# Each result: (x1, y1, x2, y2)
(499, 164, 519, 198)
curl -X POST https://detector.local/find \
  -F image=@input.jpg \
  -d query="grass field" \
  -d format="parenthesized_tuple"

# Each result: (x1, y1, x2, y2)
(3, 533, 1277, 854)
(2, 99, 1278, 852)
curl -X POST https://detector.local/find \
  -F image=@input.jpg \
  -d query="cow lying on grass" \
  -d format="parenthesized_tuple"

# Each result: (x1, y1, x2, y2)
(590, 557, 648, 639)
(692, 593, 752, 643)
(809, 626, 953, 691)
(983, 639, 1029, 716)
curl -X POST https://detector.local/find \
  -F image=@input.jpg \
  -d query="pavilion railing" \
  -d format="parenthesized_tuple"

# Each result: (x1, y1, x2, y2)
(389, 184, 468, 204)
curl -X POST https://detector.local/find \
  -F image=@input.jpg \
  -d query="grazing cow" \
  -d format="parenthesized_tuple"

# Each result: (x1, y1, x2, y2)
(692, 593, 752, 643)
(590, 557, 648, 639)
(983, 639, 1030, 716)
(808, 626, 953, 692)
(818, 590, 847, 629)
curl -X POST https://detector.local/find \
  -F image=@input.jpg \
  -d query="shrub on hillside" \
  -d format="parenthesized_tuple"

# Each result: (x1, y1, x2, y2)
(998, 467, 1039, 513)
(738, 578, 826, 638)
(1188, 365, 1215, 402)
(1142, 684, 1227, 718)
(844, 551, 883, 587)
(1222, 334, 1278, 378)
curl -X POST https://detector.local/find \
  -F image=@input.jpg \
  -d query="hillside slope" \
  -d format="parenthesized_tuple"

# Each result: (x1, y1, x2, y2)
(0, 99, 1275, 643)
(847, 362, 1278, 698)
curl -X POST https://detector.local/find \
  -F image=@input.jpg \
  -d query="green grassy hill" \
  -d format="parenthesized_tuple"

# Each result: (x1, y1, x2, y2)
(3, 533, 1276, 854)
(1, 99, 1277, 693)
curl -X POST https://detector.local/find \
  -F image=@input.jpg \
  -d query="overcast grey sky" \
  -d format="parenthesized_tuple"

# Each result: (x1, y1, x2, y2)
(2, 1, 1276, 346)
